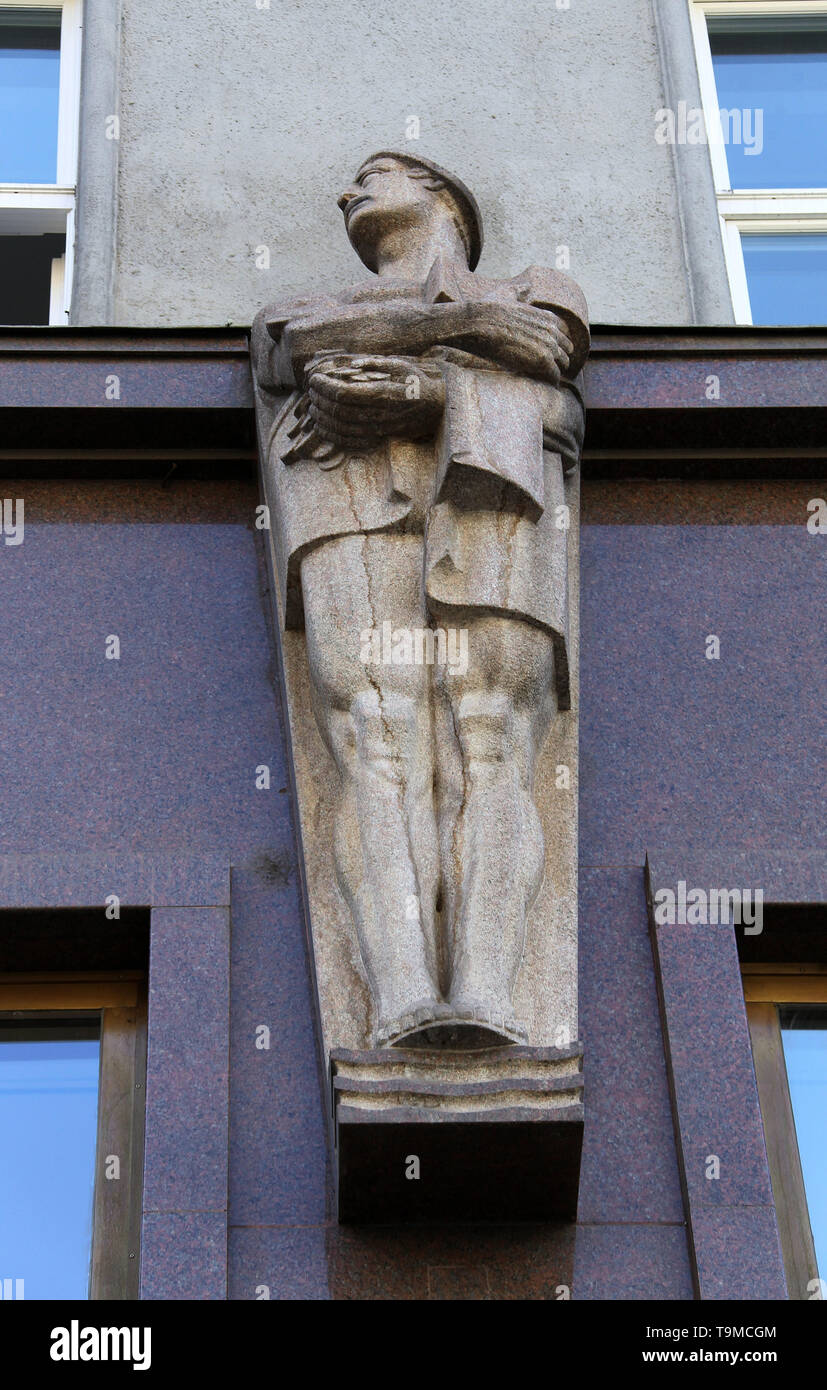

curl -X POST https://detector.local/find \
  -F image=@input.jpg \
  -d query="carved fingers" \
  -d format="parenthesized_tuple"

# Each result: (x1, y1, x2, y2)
(462, 302, 574, 383)
(306, 354, 445, 446)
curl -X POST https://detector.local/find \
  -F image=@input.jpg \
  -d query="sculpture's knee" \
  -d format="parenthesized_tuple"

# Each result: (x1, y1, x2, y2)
(456, 691, 514, 763)
(352, 688, 419, 768)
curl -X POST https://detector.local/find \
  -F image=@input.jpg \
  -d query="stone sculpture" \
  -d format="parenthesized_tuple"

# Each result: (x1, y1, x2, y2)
(252, 151, 588, 1053)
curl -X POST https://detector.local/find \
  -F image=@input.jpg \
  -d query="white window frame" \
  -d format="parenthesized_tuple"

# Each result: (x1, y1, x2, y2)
(689, 0, 827, 323)
(0, 0, 82, 324)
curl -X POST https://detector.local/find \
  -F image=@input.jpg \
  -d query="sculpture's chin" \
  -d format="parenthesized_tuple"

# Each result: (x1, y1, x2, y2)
(345, 212, 381, 271)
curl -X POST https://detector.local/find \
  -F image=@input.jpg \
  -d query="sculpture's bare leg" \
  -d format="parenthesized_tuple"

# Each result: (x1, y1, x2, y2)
(301, 533, 443, 1043)
(431, 674, 463, 997)
(436, 613, 558, 1037)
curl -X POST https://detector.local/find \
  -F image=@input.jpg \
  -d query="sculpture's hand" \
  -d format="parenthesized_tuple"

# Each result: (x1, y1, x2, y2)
(457, 302, 574, 383)
(306, 354, 445, 447)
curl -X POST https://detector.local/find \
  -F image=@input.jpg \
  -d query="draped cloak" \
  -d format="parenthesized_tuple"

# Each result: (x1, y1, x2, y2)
(251, 260, 587, 710)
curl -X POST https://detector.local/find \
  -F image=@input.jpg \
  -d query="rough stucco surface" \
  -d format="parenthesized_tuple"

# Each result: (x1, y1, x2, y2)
(110, 0, 693, 325)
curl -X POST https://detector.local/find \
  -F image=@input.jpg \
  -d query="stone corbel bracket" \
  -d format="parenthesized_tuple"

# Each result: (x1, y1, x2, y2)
(331, 1044, 584, 1222)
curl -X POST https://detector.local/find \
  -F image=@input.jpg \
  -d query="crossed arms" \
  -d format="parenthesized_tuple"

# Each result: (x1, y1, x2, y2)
(253, 294, 583, 461)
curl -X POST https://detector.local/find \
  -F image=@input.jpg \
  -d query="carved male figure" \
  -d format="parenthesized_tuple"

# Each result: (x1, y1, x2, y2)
(252, 152, 588, 1049)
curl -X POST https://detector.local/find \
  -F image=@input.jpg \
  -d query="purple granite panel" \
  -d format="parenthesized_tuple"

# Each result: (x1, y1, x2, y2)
(579, 526, 826, 868)
(10, 478, 255, 524)
(228, 1228, 330, 1301)
(141, 1213, 227, 1300)
(573, 1224, 693, 1301)
(651, 920, 788, 1300)
(0, 852, 229, 907)
(0, 350, 252, 410)
(228, 1223, 575, 1301)
(691, 1208, 787, 1301)
(583, 347, 827, 411)
(144, 907, 230, 1213)
(582, 479, 819, 526)
(326, 1224, 575, 1301)
(0, 523, 289, 859)
(228, 862, 329, 1226)
(0, 502, 310, 1303)
(578, 868, 684, 1223)
(653, 923, 774, 1211)
(647, 851, 826, 909)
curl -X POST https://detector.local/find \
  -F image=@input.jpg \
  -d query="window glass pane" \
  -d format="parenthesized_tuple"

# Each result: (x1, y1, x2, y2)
(0, 1019, 100, 1299)
(781, 1008, 827, 1280)
(709, 26, 827, 189)
(741, 233, 827, 325)
(0, 14, 61, 183)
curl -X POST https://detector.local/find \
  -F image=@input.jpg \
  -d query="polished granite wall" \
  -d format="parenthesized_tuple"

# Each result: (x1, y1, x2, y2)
(574, 480, 822, 1300)
(1, 478, 820, 1298)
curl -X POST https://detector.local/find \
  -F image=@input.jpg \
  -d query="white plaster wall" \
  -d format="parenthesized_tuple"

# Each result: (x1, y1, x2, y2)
(80, 0, 721, 326)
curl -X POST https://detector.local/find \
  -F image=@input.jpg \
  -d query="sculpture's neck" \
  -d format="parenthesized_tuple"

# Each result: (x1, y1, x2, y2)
(372, 218, 468, 283)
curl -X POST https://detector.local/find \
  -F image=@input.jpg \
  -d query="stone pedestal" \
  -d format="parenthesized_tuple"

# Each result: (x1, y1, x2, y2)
(332, 1045, 584, 1222)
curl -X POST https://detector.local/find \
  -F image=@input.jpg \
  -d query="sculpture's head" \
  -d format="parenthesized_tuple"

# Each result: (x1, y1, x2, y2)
(338, 151, 483, 273)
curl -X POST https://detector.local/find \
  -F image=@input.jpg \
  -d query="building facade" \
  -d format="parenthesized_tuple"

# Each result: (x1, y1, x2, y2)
(0, 0, 825, 1303)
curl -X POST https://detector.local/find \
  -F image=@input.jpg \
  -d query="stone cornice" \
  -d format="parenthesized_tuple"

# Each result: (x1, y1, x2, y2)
(1, 326, 826, 476)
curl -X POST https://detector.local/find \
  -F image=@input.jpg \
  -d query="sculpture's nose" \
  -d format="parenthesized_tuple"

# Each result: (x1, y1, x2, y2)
(337, 185, 360, 212)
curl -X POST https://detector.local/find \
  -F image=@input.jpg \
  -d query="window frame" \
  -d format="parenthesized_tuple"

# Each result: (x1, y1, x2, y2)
(0, 971, 147, 1301)
(0, 0, 83, 324)
(743, 963, 827, 1300)
(688, 0, 827, 323)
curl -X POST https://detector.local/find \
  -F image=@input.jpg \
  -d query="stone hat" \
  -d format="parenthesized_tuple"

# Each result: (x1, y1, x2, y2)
(356, 150, 484, 270)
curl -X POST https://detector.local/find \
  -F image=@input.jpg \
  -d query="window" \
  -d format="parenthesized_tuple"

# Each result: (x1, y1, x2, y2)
(0, 973, 147, 1300)
(0, 1, 81, 325)
(780, 1009, 827, 1277)
(740, 231, 827, 322)
(744, 966, 827, 1299)
(1, 1016, 100, 1299)
(690, 1, 827, 324)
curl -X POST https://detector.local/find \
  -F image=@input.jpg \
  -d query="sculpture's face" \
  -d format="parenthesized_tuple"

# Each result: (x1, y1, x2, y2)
(338, 157, 438, 267)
